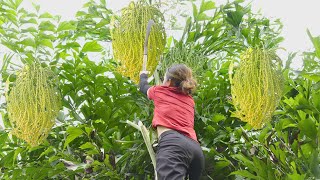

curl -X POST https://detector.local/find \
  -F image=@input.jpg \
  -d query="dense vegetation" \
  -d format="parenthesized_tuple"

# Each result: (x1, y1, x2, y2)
(0, 0, 319, 179)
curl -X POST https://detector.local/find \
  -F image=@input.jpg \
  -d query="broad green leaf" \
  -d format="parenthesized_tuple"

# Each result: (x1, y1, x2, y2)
(79, 142, 96, 150)
(192, 3, 198, 20)
(166, 36, 173, 48)
(21, 27, 37, 33)
(283, 97, 298, 107)
(19, 38, 36, 47)
(98, 132, 113, 149)
(48, 155, 60, 163)
(86, 149, 100, 155)
(252, 157, 267, 178)
(28, 145, 43, 152)
(0, 18, 4, 26)
(104, 154, 113, 169)
(13, 147, 24, 164)
(182, 17, 192, 41)
(39, 21, 56, 31)
(85, 126, 94, 135)
(12, 169, 23, 179)
(285, 52, 297, 69)
(14, 0, 24, 9)
(197, 13, 211, 21)
(307, 29, 320, 58)
(0, 150, 14, 167)
(76, 11, 87, 17)
(39, 12, 53, 19)
(28, 13, 38, 17)
(300, 143, 313, 159)
(32, 3, 40, 12)
(258, 126, 270, 142)
(95, 19, 110, 29)
(64, 127, 84, 149)
(18, 8, 29, 15)
(83, 2, 93, 8)
(100, 0, 106, 6)
(280, 118, 297, 129)
(212, 113, 226, 123)
(39, 33, 56, 41)
(310, 150, 320, 178)
(298, 118, 317, 140)
(4, 9, 17, 17)
(0, 28, 5, 35)
(302, 73, 320, 82)
(215, 160, 230, 172)
(297, 110, 307, 120)
(226, 10, 244, 28)
(20, 18, 37, 24)
(4, 13, 18, 26)
(47, 163, 65, 177)
(81, 41, 103, 52)
(287, 173, 306, 180)
(27, 167, 51, 179)
(39, 39, 53, 49)
(39, 146, 54, 159)
(312, 89, 320, 110)
(0, 132, 8, 147)
(57, 42, 81, 50)
(230, 170, 258, 179)
(2, 40, 23, 52)
(57, 21, 76, 32)
(232, 154, 255, 170)
(253, 26, 261, 45)
(241, 28, 250, 38)
(199, 1, 215, 13)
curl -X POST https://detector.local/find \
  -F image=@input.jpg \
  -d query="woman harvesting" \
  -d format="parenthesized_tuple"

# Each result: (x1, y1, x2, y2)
(139, 64, 204, 180)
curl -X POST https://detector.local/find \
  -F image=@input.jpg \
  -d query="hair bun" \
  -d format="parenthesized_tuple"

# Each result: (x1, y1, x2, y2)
(165, 64, 197, 95)
(180, 79, 197, 95)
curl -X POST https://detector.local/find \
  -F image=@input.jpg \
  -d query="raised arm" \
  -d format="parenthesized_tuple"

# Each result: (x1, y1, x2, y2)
(139, 72, 151, 95)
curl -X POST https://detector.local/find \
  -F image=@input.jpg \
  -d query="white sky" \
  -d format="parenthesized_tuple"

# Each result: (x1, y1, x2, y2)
(251, 0, 320, 67)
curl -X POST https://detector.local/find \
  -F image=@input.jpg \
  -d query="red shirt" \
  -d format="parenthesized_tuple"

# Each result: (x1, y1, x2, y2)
(148, 86, 197, 141)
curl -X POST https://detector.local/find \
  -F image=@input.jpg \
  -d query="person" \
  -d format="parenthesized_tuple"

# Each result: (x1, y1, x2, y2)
(139, 64, 205, 180)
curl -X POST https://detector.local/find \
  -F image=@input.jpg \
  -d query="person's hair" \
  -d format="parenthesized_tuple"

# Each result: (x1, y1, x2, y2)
(165, 64, 197, 95)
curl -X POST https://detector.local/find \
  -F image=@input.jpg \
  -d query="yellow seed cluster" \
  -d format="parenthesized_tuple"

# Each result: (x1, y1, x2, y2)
(111, 1, 166, 83)
(6, 63, 61, 147)
(230, 48, 283, 129)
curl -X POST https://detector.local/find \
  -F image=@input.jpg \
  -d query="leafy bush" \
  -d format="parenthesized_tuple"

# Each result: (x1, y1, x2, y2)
(0, 0, 319, 179)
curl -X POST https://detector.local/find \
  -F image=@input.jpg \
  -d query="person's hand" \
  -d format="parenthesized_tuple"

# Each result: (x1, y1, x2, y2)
(140, 71, 149, 75)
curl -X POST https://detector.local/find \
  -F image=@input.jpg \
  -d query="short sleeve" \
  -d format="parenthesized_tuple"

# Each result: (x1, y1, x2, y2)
(147, 86, 156, 100)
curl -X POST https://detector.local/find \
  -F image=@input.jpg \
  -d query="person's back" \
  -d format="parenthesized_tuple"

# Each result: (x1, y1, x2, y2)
(148, 85, 197, 141)
(139, 64, 204, 180)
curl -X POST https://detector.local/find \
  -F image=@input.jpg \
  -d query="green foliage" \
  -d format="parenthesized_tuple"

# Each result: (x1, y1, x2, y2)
(0, 0, 153, 178)
(227, 33, 320, 179)
(177, 0, 283, 57)
(158, 44, 208, 82)
(0, 0, 319, 179)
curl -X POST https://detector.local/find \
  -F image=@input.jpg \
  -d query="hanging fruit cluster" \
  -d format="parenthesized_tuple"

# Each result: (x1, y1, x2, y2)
(111, 1, 166, 83)
(6, 63, 61, 147)
(229, 48, 284, 129)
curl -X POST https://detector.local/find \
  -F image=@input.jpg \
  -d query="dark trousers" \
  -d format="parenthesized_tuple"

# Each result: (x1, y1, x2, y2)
(156, 130, 205, 180)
